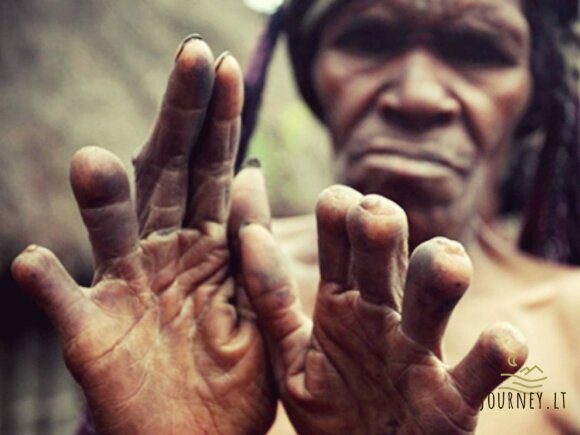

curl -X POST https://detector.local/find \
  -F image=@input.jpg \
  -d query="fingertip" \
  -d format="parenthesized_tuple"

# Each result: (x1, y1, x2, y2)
(317, 184, 362, 208)
(480, 322, 528, 373)
(174, 35, 214, 74)
(315, 184, 362, 232)
(11, 245, 73, 304)
(409, 237, 472, 299)
(346, 194, 408, 251)
(211, 53, 244, 120)
(171, 37, 215, 109)
(70, 146, 130, 208)
(174, 33, 204, 62)
(414, 236, 468, 258)
(215, 51, 242, 77)
(11, 244, 41, 287)
(11, 244, 84, 339)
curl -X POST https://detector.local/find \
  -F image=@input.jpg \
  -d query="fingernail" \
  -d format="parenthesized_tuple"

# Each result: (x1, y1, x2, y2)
(24, 244, 39, 253)
(240, 220, 270, 232)
(240, 220, 262, 232)
(214, 51, 231, 70)
(174, 33, 204, 62)
(241, 157, 261, 169)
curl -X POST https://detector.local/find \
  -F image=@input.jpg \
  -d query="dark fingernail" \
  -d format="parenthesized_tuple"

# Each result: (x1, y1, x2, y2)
(215, 51, 231, 70)
(241, 157, 261, 169)
(241, 220, 263, 230)
(174, 33, 204, 62)
(240, 220, 270, 232)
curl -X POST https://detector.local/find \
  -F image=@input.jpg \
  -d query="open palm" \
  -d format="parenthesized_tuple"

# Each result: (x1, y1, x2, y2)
(12, 38, 275, 435)
(240, 185, 528, 435)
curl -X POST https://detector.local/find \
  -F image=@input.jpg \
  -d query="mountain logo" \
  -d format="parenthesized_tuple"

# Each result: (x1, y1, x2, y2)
(499, 364, 547, 394)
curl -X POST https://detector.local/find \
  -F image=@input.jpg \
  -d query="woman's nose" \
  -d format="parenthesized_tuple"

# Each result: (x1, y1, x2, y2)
(378, 50, 460, 132)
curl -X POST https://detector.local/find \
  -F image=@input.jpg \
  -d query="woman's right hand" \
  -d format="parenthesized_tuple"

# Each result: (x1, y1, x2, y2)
(240, 185, 529, 435)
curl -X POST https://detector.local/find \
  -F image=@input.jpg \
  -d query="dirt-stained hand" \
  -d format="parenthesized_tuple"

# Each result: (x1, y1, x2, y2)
(12, 36, 276, 435)
(239, 184, 528, 435)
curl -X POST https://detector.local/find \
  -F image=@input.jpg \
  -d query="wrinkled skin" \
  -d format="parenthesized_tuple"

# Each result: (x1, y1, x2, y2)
(12, 38, 276, 435)
(245, 0, 533, 432)
(241, 186, 527, 435)
(12, 1, 534, 432)
(313, 0, 532, 248)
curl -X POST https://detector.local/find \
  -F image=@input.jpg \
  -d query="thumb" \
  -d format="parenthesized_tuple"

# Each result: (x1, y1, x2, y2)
(228, 159, 272, 316)
(12, 245, 87, 340)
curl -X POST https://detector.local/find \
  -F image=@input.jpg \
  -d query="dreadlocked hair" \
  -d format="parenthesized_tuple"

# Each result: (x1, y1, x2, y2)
(506, 0, 580, 264)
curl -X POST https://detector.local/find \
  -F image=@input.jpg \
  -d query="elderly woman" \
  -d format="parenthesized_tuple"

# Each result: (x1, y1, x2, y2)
(11, 0, 579, 434)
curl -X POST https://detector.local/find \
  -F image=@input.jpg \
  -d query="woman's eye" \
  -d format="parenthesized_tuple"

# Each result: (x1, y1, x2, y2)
(435, 34, 517, 67)
(332, 24, 405, 57)
(329, 23, 518, 67)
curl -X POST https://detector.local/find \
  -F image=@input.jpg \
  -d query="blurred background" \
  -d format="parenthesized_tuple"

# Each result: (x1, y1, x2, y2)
(0, 0, 332, 433)
(1, 1, 578, 433)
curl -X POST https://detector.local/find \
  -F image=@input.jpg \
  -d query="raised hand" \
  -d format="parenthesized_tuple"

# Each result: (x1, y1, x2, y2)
(11, 37, 275, 435)
(240, 185, 528, 435)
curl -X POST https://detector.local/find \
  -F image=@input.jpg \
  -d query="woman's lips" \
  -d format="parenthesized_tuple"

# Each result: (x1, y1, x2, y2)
(348, 142, 473, 177)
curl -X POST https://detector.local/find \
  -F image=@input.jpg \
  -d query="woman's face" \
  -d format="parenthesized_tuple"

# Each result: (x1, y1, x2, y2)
(312, 0, 532, 247)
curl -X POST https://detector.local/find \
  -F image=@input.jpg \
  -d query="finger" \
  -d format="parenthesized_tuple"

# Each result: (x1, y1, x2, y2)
(240, 224, 311, 370)
(70, 146, 140, 275)
(134, 35, 215, 236)
(11, 245, 86, 339)
(227, 161, 271, 314)
(451, 322, 528, 409)
(316, 185, 362, 286)
(185, 52, 244, 228)
(401, 237, 472, 358)
(346, 194, 409, 308)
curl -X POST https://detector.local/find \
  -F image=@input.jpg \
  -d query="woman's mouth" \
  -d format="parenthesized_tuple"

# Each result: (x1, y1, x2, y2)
(348, 140, 473, 178)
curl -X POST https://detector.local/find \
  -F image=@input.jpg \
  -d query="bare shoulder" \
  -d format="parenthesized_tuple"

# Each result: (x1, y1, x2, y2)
(468, 225, 580, 357)
(524, 263, 580, 362)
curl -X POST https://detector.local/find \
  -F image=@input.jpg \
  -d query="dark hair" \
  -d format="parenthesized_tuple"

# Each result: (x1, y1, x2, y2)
(507, 0, 580, 264)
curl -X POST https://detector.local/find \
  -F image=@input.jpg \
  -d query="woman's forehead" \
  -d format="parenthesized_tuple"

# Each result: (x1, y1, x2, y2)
(320, 0, 529, 47)
(326, 0, 525, 24)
